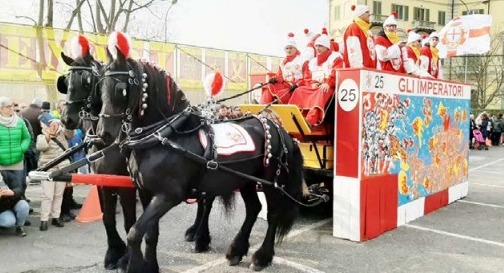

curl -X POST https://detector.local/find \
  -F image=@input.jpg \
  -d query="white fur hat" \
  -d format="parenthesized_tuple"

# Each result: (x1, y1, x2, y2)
(407, 31, 422, 44)
(383, 13, 398, 26)
(314, 34, 330, 49)
(285, 33, 297, 49)
(429, 32, 439, 39)
(352, 5, 370, 18)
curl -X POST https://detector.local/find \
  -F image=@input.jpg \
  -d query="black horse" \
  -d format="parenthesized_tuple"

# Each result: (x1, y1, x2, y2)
(57, 47, 222, 268)
(57, 51, 139, 270)
(96, 46, 304, 272)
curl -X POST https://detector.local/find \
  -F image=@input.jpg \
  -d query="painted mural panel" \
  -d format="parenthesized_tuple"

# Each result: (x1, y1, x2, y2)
(359, 70, 471, 206)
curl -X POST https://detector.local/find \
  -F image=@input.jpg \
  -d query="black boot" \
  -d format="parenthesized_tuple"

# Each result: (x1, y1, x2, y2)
(51, 218, 65, 227)
(16, 226, 27, 237)
(40, 221, 48, 231)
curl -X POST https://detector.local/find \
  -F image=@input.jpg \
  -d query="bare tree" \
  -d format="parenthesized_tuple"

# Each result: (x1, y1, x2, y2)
(452, 31, 504, 109)
(45, 0, 54, 27)
(63, 0, 165, 34)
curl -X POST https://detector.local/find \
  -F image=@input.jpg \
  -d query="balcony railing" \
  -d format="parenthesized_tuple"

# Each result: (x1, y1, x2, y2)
(411, 20, 436, 28)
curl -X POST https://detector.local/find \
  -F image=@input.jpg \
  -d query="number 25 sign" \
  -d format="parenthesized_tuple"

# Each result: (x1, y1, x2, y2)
(338, 78, 359, 112)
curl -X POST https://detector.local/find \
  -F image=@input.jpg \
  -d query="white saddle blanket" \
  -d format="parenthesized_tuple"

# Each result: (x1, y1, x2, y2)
(199, 123, 256, 156)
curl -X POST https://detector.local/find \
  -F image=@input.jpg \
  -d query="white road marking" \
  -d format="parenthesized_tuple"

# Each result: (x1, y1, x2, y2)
(457, 200, 504, 209)
(180, 218, 332, 273)
(274, 257, 327, 273)
(470, 183, 504, 188)
(469, 158, 504, 172)
(404, 224, 504, 248)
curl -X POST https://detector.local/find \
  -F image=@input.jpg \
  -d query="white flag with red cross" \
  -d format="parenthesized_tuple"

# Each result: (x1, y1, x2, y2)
(437, 14, 492, 58)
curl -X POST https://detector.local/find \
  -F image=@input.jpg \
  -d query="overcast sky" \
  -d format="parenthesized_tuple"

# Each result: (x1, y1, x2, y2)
(0, 0, 328, 56)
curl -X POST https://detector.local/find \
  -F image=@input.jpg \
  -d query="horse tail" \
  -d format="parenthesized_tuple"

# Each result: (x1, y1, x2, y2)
(275, 140, 304, 242)
(218, 192, 235, 216)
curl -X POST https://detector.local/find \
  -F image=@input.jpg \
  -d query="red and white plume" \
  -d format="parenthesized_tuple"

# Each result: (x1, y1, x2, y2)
(322, 27, 328, 35)
(70, 34, 90, 58)
(203, 72, 224, 97)
(108, 31, 132, 60)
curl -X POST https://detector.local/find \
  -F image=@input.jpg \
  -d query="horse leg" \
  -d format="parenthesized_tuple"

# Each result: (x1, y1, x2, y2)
(226, 183, 261, 266)
(127, 194, 175, 273)
(184, 199, 204, 242)
(193, 196, 214, 253)
(116, 188, 138, 271)
(138, 190, 160, 272)
(250, 205, 278, 271)
(100, 187, 126, 270)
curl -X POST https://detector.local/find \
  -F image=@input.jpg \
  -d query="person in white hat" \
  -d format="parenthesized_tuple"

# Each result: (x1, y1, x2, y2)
(288, 33, 344, 127)
(375, 13, 405, 72)
(420, 32, 443, 79)
(402, 30, 433, 78)
(261, 33, 309, 104)
(343, 4, 376, 68)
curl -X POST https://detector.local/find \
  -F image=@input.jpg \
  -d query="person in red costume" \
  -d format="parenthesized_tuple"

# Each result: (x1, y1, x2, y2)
(420, 32, 443, 79)
(260, 33, 308, 104)
(343, 4, 376, 68)
(302, 28, 320, 60)
(375, 13, 405, 73)
(288, 34, 344, 127)
(402, 30, 434, 78)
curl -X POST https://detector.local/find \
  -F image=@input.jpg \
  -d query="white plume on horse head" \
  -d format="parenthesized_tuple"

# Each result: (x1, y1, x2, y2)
(107, 31, 132, 60)
(70, 34, 90, 58)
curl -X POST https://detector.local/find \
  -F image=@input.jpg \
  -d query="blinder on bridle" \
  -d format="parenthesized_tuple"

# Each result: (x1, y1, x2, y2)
(60, 63, 102, 119)
(100, 67, 139, 124)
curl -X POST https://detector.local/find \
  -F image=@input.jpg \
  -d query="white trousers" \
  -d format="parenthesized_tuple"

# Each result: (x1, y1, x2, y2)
(40, 180, 67, 221)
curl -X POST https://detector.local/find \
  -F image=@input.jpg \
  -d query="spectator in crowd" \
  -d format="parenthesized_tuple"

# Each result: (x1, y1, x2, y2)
(36, 115, 70, 231)
(59, 128, 85, 222)
(490, 113, 501, 146)
(14, 102, 36, 194)
(469, 114, 476, 149)
(0, 96, 31, 205)
(18, 102, 28, 111)
(52, 99, 66, 119)
(20, 98, 43, 138)
(477, 112, 491, 145)
(0, 172, 29, 237)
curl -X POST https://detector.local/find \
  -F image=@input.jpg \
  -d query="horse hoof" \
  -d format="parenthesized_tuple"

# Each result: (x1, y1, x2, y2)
(104, 263, 118, 270)
(192, 244, 210, 253)
(227, 256, 242, 266)
(250, 262, 269, 271)
(185, 234, 195, 242)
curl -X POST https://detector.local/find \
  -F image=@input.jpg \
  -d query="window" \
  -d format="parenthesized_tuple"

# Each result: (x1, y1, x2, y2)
(462, 9, 485, 15)
(413, 7, 430, 21)
(391, 4, 409, 21)
(438, 11, 446, 25)
(373, 1, 382, 16)
(334, 5, 341, 20)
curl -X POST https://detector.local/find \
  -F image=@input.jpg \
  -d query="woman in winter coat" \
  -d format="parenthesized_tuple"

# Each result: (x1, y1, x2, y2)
(36, 114, 70, 231)
(0, 96, 31, 205)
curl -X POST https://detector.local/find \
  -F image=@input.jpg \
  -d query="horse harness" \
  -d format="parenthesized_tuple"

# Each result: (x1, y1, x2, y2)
(123, 107, 290, 191)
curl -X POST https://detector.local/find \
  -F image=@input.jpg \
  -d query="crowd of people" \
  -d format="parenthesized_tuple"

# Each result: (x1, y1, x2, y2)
(260, 4, 441, 127)
(0, 97, 84, 237)
(470, 112, 504, 150)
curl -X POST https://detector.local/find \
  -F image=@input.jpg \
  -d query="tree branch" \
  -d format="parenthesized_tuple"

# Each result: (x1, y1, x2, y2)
(65, 0, 87, 30)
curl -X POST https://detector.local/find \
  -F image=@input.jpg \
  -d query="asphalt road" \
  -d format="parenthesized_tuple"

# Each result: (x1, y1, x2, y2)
(1, 147, 503, 273)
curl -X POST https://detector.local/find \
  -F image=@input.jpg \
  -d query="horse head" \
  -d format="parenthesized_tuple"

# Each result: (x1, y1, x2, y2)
(98, 32, 189, 145)
(58, 36, 103, 130)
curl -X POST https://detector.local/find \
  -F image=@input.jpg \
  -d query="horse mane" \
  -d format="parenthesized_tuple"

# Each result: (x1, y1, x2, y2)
(129, 59, 190, 125)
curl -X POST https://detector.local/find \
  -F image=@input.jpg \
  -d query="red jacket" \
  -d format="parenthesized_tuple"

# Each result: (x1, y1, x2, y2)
(343, 22, 376, 68)
(374, 33, 405, 73)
